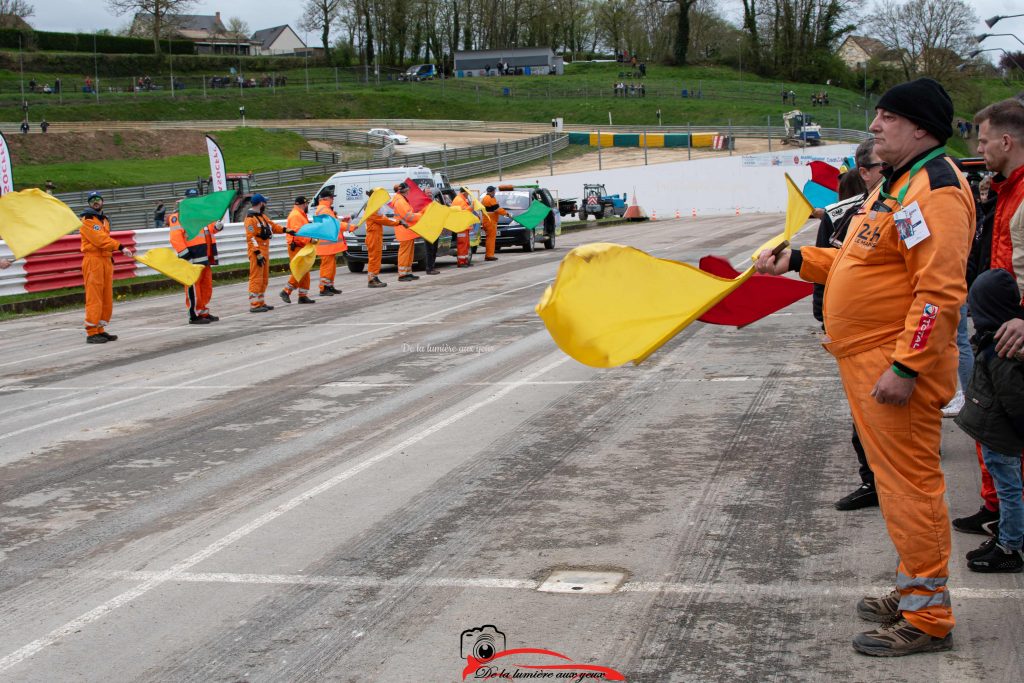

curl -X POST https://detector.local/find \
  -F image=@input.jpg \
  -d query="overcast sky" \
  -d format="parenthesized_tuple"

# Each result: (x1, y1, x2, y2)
(30, 0, 1024, 66)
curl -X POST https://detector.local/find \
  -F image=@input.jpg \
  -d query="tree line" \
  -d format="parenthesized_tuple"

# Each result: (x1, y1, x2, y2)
(71, 0, 996, 91)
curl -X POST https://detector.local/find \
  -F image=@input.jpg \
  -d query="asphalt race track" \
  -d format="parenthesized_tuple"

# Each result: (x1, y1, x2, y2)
(0, 217, 1021, 682)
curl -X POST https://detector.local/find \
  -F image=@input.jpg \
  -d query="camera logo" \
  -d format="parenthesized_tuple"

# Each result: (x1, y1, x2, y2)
(460, 625, 506, 662)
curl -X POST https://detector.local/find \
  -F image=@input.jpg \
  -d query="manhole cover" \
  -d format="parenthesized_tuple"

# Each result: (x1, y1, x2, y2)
(537, 570, 626, 594)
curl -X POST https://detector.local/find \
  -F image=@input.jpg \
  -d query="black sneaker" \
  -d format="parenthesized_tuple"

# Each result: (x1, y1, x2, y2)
(249, 305, 270, 313)
(100, 332, 118, 341)
(967, 541, 1024, 573)
(86, 334, 108, 344)
(398, 274, 416, 282)
(426, 269, 441, 275)
(368, 279, 387, 288)
(952, 506, 999, 535)
(835, 482, 879, 511)
(966, 537, 997, 561)
(202, 314, 219, 322)
(852, 617, 953, 657)
(280, 290, 292, 303)
(264, 304, 274, 310)
(856, 589, 901, 623)
(297, 296, 316, 303)
(189, 317, 212, 324)
(326, 285, 342, 294)
(319, 288, 335, 296)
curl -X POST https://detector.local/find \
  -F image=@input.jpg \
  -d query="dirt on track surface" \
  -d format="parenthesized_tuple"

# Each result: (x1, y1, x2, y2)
(6, 130, 210, 165)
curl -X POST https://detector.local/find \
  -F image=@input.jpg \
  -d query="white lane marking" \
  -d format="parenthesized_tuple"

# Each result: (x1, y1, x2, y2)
(0, 377, 841, 393)
(0, 277, 557, 441)
(62, 569, 1024, 601)
(0, 354, 571, 672)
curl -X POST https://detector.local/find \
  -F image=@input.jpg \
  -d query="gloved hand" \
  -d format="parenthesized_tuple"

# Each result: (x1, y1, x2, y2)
(214, 220, 224, 232)
(285, 229, 298, 236)
(255, 253, 265, 266)
(121, 247, 135, 258)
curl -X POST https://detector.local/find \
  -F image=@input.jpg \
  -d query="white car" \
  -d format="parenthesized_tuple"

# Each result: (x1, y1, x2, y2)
(368, 128, 409, 145)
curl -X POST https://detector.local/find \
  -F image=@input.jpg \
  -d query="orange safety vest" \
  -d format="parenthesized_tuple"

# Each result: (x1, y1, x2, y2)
(390, 193, 421, 242)
(80, 210, 121, 256)
(286, 206, 312, 249)
(167, 211, 219, 264)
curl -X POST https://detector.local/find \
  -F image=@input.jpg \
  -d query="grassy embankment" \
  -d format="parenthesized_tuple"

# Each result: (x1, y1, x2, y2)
(6, 60, 1012, 190)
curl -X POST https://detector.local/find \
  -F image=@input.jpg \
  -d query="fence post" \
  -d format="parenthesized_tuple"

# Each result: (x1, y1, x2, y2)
(728, 119, 733, 157)
(548, 133, 554, 176)
(443, 143, 449, 178)
(838, 109, 842, 129)
(687, 122, 692, 160)
(597, 126, 602, 170)
(768, 115, 772, 152)
(643, 128, 648, 165)
(498, 138, 503, 180)
(335, 67, 339, 90)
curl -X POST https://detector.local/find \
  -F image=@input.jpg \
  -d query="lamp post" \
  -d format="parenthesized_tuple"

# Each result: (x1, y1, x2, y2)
(975, 32, 1024, 49)
(969, 47, 1024, 75)
(987, 14, 1024, 29)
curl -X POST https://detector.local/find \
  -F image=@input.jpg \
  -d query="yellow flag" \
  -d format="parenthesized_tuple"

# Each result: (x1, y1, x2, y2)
(0, 188, 82, 259)
(409, 202, 449, 243)
(289, 243, 317, 280)
(356, 188, 392, 226)
(135, 248, 205, 287)
(536, 243, 750, 368)
(445, 208, 480, 234)
(751, 173, 814, 260)
(466, 189, 487, 212)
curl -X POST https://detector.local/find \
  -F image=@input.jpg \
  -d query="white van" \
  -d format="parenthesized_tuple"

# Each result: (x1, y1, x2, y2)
(313, 166, 438, 219)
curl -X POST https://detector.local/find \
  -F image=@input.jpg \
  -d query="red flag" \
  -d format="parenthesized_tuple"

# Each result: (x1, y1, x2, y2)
(403, 177, 432, 212)
(808, 160, 840, 192)
(697, 255, 813, 327)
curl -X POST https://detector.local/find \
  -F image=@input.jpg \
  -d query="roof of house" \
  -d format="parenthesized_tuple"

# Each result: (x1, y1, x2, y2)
(174, 14, 228, 34)
(0, 14, 31, 30)
(841, 36, 889, 58)
(252, 25, 302, 49)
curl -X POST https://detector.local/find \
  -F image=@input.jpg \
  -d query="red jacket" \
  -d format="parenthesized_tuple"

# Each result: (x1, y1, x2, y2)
(989, 164, 1024, 296)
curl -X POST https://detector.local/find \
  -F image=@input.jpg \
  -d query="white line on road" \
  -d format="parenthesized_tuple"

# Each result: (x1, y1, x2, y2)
(63, 569, 1024, 601)
(0, 354, 572, 673)
(0, 377, 841, 393)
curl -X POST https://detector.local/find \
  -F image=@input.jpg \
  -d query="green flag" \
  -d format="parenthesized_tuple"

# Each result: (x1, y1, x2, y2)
(179, 190, 235, 238)
(510, 200, 552, 230)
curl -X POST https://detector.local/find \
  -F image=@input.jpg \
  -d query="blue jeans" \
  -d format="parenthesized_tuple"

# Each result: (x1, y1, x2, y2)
(981, 443, 1024, 550)
(956, 303, 973, 390)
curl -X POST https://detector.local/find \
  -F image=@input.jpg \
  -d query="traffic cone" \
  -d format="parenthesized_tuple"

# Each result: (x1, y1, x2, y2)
(691, 208, 697, 218)
(735, 206, 740, 216)
(651, 210, 657, 221)
(623, 192, 649, 221)
(675, 209, 681, 219)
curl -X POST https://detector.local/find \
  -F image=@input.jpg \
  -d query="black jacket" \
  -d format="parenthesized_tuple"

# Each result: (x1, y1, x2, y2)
(811, 193, 865, 322)
(955, 331, 1024, 455)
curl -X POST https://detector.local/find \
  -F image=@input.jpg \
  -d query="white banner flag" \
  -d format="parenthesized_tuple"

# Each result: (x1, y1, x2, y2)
(205, 134, 230, 221)
(206, 135, 227, 193)
(0, 132, 13, 195)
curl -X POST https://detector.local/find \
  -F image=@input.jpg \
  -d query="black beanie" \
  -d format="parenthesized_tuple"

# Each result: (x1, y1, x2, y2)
(969, 269, 1024, 333)
(876, 78, 954, 143)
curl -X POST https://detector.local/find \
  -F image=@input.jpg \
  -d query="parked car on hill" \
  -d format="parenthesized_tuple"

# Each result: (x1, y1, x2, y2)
(368, 128, 409, 145)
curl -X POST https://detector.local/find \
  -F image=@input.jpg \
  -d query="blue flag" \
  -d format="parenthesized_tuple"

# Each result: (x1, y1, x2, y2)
(296, 214, 342, 242)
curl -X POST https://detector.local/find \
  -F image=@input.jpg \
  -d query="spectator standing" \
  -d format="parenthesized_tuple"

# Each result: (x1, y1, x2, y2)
(951, 98, 1024, 536)
(54, 78, 61, 94)
(39, 119, 48, 133)
(19, 120, 29, 135)
(153, 202, 166, 229)
(954, 268, 1024, 572)
(44, 180, 55, 195)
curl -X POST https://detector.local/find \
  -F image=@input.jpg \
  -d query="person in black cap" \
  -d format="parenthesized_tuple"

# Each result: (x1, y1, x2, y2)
(281, 196, 316, 304)
(755, 77, 975, 656)
(954, 268, 1024, 573)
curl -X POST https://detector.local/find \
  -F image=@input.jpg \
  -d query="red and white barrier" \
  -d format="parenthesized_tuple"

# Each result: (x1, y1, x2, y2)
(0, 223, 289, 298)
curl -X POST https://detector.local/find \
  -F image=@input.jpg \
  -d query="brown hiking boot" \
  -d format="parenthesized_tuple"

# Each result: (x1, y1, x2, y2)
(856, 589, 901, 623)
(852, 617, 952, 657)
